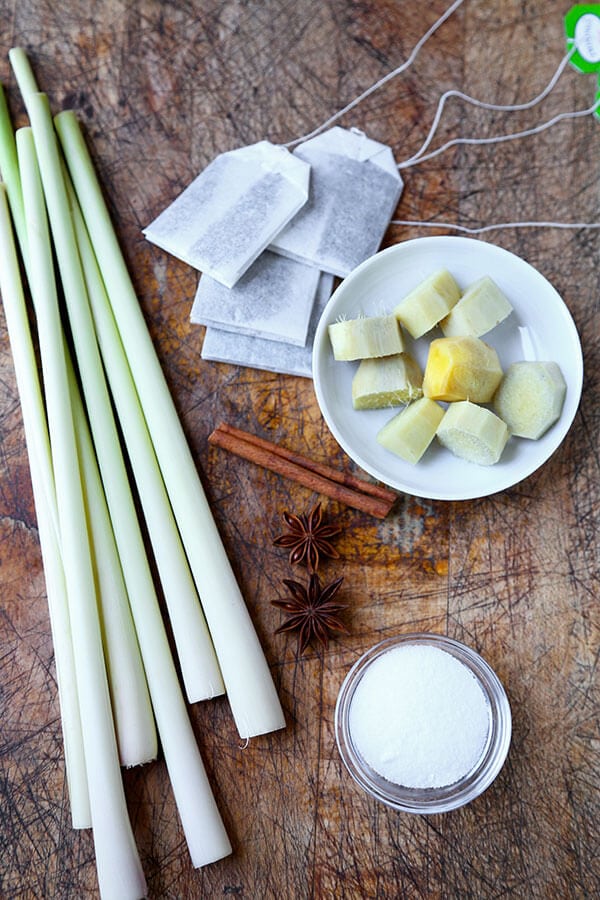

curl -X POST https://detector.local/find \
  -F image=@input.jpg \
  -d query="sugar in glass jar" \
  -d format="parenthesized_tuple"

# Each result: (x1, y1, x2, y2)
(335, 633, 512, 813)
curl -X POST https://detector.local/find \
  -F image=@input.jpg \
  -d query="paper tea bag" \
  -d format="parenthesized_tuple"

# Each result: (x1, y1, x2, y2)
(269, 127, 403, 278)
(190, 250, 321, 346)
(200, 273, 334, 379)
(144, 141, 310, 288)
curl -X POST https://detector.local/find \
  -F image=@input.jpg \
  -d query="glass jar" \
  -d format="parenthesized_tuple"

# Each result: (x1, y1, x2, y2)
(334, 632, 512, 813)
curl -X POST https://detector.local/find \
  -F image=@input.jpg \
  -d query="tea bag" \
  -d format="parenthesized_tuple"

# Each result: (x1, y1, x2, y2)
(200, 273, 334, 378)
(190, 250, 321, 346)
(270, 127, 403, 277)
(144, 141, 310, 288)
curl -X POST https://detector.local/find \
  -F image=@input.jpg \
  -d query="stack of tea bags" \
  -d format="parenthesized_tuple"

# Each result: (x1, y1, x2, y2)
(144, 127, 403, 378)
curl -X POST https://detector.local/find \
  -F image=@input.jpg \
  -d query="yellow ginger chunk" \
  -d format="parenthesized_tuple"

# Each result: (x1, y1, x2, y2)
(377, 397, 445, 464)
(437, 401, 510, 465)
(394, 269, 461, 338)
(440, 276, 513, 337)
(328, 314, 404, 361)
(423, 336, 503, 403)
(352, 352, 422, 410)
(493, 361, 566, 439)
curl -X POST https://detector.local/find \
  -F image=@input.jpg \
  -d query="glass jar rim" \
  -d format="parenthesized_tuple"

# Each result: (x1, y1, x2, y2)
(335, 632, 512, 814)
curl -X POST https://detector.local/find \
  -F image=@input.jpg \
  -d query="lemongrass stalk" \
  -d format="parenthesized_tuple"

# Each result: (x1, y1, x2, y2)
(69, 316, 158, 766)
(0, 95, 89, 825)
(67, 176, 224, 702)
(68, 183, 231, 866)
(56, 109, 286, 739)
(0, 183, 91, 828)
(0, 86, 58, 539)
(0, 85, 26, 248)
(69, 185, 232, 866)
(10, 127, 146, 898)
(18, 125, 157, 769)
(11, 53, 223, 703)
(0, 83, 89, 829)
(72, 209, 231, 866)
(15, 80, 230, 869)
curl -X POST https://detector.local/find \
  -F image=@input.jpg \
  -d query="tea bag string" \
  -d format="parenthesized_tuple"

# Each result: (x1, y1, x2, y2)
(397, 93, 600, 170)
(391, 94, 600, 233)
(391, 68, 600, 233)
(281, 0, 599, 233)
(283, 0, 466, 149)
(396, 46, 576, 169)
(389, 218, 600, 235)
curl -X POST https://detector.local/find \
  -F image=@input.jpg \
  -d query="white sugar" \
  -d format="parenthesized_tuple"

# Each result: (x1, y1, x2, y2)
(348, 644, 490, 789)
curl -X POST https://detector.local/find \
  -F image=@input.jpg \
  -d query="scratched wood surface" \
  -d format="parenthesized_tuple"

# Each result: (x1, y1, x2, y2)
(1, 0, 599, 897)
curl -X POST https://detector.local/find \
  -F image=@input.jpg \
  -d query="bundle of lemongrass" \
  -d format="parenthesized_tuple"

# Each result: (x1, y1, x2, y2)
(0, 49, 285, 899)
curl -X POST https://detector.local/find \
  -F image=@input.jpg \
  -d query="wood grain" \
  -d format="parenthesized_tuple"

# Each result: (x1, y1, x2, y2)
(1, 1, 599, 897)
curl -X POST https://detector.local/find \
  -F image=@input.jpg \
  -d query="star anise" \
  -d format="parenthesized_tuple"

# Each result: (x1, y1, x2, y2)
(273, 503, 341, 573)
(271, 573, 348, 655)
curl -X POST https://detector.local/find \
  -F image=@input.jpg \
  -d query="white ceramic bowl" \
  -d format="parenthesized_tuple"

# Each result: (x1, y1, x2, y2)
(312, 236, 583, 500)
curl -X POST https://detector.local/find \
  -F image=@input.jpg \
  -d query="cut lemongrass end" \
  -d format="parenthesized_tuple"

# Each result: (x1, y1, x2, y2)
(0, 85, 27, 254)
(69, 359, 158, 767)
(0, 183, 90, 829)
(377, 397, 445, 464)
(8, 48, 39, 97)
(437, 400, 510, 465)
(57, 108, 285, 740)
(394, 268, 461, 338)
(352, 352, 422, 410)
(328, 313, 404, 360)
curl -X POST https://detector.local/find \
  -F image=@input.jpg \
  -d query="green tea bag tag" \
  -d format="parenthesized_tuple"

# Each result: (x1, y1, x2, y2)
(565, 5, 600, 117)
(566, 5, 600, 72)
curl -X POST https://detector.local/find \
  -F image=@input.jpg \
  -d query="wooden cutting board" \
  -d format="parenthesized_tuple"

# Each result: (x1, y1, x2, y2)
(1, 1, 599, 896)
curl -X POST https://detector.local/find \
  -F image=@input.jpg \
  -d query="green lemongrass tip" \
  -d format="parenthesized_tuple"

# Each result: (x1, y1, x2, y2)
(0, 183, 91, 828)
(0, 85, 27, 256)
(67, 176, 225, 705)
(56, 109, 285, 740)
(8, 47, 40, 98)
(18, 97, 146, 900)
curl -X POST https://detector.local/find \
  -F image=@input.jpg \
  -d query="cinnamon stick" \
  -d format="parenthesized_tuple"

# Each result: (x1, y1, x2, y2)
(216, 422, 397, 503)
(208, 423, 396, 518)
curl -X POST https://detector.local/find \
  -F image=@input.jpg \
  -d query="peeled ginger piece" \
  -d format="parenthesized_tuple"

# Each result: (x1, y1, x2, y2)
(377, 397, 445, 464)
(440, 276, 513, 337)
(352, 352, 422, 410)
(437, 401, 509, 465)
(394, 269, 461, 338)
(328, 314, 404, 360)
(493, 361, 566, 439)
(423, 335, 503, 403)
